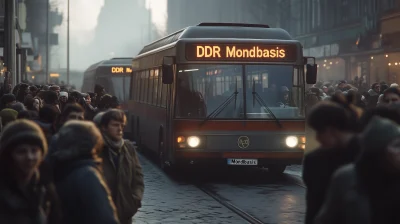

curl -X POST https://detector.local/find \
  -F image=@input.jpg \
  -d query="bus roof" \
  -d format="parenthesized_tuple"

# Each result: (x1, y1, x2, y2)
(138, 23, 293, 55)
(84, 58, 133, 72)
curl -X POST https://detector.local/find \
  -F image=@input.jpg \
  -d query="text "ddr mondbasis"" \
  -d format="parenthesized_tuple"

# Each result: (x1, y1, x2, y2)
(196, 45, 286, 59)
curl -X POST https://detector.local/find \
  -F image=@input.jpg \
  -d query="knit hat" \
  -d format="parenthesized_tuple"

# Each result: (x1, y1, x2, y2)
(0, 108, 18, 126)
(0, 119, 48, 157)
(59, 91, 68, 99)
(361, 116, 400, 151)
(93, 112, 105, 127)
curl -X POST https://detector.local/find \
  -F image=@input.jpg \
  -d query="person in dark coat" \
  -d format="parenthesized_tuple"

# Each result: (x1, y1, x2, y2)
(99, 109, 144, 224)
(50, 120, 119, 224)
(33, 105, 60, 144)
(315, 117, 400, 224)
(0, 119, 61, 224)
(303, 93, 362, 224)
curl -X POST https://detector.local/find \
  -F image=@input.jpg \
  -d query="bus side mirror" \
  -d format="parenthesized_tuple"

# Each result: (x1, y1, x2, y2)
(306, 64, 317, 84)
(162, 56, 174, 84)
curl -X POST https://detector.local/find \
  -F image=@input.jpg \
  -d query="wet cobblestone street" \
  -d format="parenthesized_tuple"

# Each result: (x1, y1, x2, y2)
(133, 152, 305, 224)
(133, 154, 245, 224)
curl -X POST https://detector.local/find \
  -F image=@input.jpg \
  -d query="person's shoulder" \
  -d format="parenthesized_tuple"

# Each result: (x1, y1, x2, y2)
(304, 148, 326, 162)
(124, 140, 139, 154)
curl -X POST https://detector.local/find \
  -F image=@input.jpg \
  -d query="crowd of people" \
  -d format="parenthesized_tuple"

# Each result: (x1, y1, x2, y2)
(304, 80, 400, 223)
(306, 79, 400, 110)
(0, 82, 144, 224)
(3, 78, 400, 223)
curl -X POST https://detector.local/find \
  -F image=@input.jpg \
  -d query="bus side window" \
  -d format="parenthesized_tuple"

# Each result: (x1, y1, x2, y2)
(140, 71, 146, 103)
(153, 69, 159, 106)
(161, 70, 168, 108)
(145, 70, 150, 104)
(149, 69, 155, 105)
(136, 71, 141, 102)
(158, 68, 163, 107)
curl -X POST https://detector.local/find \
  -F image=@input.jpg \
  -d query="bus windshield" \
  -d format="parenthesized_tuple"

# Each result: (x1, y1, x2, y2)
(175, 64, 305, 119)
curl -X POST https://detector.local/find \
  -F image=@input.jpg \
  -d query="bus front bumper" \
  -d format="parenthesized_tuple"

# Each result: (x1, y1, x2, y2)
(174, 150, 304, 166)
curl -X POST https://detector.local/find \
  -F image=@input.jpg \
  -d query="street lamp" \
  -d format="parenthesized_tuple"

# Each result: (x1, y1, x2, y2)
(67, 0, 70, 85)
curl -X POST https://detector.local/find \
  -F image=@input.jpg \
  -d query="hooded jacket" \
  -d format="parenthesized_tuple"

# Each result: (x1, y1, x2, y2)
(51, 121, 119, 224)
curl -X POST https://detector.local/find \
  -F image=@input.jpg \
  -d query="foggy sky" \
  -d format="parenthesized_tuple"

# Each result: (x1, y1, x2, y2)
(52, 0, 153, 71)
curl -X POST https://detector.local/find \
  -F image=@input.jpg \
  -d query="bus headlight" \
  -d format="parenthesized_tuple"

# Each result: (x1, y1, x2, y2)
(285, 136, 298, 148)
(187, 136, 200, 147)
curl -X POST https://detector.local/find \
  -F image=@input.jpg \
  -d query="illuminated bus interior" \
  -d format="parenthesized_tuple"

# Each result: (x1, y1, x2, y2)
(176, 64, 304, 119)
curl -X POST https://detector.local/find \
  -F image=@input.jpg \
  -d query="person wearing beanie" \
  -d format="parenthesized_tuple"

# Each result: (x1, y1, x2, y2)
(0, 108, 18, 127)
(0, 93, 16, 110)
(50, 120, 119, 224)
(59, 91, 68, 111)
(59, 91, 68, 100)
(0, 119, 58, 224)
(315, 117, 400, 224)
(93, 111, 105, 127)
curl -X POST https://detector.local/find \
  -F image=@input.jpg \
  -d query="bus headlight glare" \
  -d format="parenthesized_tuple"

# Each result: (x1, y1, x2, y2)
(285, 136, 298, 148)
(187, 136, 200, 147)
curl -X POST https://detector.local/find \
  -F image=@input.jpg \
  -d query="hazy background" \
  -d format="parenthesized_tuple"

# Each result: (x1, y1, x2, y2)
(51, 0, 167, 70)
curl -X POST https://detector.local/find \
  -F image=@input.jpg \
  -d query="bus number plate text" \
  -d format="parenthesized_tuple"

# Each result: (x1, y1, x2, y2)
(227, 158, 258, 166)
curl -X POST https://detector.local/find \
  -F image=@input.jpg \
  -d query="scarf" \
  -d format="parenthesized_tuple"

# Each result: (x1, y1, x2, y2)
(103, 134, 124, 169)
(103, 134, 124, 152)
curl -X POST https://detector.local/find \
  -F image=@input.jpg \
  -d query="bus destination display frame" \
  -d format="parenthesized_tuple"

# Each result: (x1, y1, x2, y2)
(185, 43, 298, 62)
(98, 66, 133, 75)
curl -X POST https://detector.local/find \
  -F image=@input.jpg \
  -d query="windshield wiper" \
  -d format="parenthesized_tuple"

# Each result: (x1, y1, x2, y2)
(200, 78, 239, 125)
(251, 79, 282, 128)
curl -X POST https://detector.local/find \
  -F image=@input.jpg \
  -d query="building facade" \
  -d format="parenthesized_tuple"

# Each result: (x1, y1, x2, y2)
(1, 0, 62, 85)
(24, 0, 62, 84)
(279, 0, 400, 85)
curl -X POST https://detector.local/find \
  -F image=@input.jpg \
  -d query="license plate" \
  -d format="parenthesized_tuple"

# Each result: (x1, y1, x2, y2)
(227, 158, 258, 165)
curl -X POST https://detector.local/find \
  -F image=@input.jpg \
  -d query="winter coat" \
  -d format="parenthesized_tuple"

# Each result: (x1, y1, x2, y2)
(314, 164, 370, 224)
(0, 173, 49, 224)
(302, 136, 360, 224)
(101, 139, 144, 224)
(51, 120, 120, 224)
(53, 159, 120, 224)
(315, 117, 400, 224)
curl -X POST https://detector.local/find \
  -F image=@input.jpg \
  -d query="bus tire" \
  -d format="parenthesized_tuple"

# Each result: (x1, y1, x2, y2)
(268, 165, 286, 174)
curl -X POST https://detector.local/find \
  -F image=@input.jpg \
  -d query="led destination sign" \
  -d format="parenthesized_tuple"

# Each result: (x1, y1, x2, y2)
(111, 67, 132, 73)
(98, 66, 133, 74)
(185, 43, 297, 62)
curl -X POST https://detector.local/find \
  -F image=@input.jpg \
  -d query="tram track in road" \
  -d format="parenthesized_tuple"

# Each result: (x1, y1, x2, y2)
(196, 184, 265, 224)
(137, 150, 266, 223)
(137, 149, 305, 223)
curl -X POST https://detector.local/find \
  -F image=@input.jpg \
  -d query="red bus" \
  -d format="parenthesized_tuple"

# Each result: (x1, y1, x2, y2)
(128, 23, 317, 173)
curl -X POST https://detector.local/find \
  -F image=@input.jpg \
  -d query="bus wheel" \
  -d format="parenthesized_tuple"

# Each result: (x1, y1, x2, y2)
(268, 165, 286, 174)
